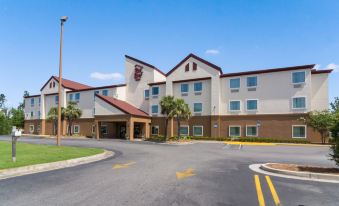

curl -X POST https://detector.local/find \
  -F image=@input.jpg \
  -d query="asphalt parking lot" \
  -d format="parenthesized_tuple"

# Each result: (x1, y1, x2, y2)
(0, 136, 338, 206)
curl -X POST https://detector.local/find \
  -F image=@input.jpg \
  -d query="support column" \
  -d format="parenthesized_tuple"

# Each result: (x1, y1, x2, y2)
(41, 119, 46, 135)
(167, 118, 174, 137)
(95, 120, 100, 140)
(127, 118, 134, 141)
(145, 122, 150, 139)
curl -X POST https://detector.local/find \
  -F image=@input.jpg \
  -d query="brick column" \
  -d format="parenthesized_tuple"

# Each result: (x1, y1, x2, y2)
(95, 120, 100, 140)
(41, 119, 46, 135)
(211, 116, 220, 137)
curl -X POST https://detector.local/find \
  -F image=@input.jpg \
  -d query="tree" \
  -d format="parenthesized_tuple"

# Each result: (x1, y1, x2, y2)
(10, 108, 25, 128)
(0, 111, 11, 135)
(301, 110, 335, 144)
(18, 91, 30, 110)
(330, 97, 339, 166)
(172, 98, 192, 138)
(63, 101, 82, 136)
(159, 96, 176, 140)
(0, 93, 6, 109)
(330, 97, 339, 113)
(47, 107, 64, 135)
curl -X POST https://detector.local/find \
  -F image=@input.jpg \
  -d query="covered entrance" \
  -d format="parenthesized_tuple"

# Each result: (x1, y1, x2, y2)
(94, 94, 151, 141)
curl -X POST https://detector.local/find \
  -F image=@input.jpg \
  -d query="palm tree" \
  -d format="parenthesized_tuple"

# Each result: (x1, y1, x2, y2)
(173, 98, 192, 138)
(47, 107, 64, 135)
(159, 96, 176, 140)
(63, 101, 82, 136)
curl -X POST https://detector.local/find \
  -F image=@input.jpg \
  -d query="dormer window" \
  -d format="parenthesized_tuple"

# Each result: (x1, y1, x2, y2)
(49, 82, 52, 88)
(53, 82, 56, 88)
(185, 63, 189, 72)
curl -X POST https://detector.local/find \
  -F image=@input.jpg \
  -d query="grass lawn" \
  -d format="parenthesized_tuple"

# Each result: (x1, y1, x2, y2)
(0, 141, 104, 170)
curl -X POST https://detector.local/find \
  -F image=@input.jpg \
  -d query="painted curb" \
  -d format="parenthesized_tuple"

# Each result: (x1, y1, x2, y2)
(0, 150, 114, 180)
(260, 163, 339, 181)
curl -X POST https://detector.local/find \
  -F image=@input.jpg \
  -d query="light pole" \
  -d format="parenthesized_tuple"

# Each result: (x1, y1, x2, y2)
(57, 16, 68, 146)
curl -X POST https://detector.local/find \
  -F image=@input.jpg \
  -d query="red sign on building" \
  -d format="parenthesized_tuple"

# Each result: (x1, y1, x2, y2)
(134, 65, 143, 81)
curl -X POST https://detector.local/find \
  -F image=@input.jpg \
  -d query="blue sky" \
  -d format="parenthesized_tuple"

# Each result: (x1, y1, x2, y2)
(0, 0, 338, 107)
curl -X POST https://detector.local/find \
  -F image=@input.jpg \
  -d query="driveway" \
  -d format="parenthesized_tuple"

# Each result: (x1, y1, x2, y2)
(0, 136, 338, 206)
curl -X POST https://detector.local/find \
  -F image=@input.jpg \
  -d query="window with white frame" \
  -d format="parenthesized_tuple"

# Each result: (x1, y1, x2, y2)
(102, 90, 108, 96)
(247, 76, 257, 87)
(193, 103, 202, 113)
(30, 111, 34, 118)
(38, 97, 41, 106)
(230, 78, 240, 89)
(101, 125, 108, 134)
(181, 83, 189, 94)
(246, 99, 258, 111)
(75, 93, 80, 102)
(193, 126, 203, 136)
(179, 125, 189, 136)
(292, 125, 306, 138)
(246, 125, 258, 137)
(69, 93, 74, 101)
(29, 125, 34, 133)
(229, 100, 241, 111)
(144, 89, 150, 100)
(292, 71, 305, 84)
(292, 97, 306, 109)
(152, 87, 159, 97)
(30, 98, 34, 107)
(151, 105, 159, 114)
(229, 126, 241, 137)
(73, 125, 80, 134)
(55, 95, 59, 105)
(151, 125, 159, 135)
(194, 82, 202, 92)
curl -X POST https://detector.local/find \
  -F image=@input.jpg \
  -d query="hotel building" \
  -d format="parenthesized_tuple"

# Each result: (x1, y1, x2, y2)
(24, 54, 332, 142)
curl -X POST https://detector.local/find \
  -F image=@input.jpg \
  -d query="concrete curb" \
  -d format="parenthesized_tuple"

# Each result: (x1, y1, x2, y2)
(21, 134, 90, 140)
(260, 163, 339, 181)
(0, 150, 114, 180)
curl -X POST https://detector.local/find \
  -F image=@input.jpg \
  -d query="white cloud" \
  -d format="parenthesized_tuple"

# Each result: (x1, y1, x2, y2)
(90, 72, 124, 81)
(205, 49, 220, 55)
(325, 63, 339, 73)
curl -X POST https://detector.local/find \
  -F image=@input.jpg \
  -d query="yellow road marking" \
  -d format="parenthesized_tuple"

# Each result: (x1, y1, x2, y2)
(176, 168, 195, 180)
(112, 161, 136, 169)
(224, 141, 276, 146)
(265, 176, 281, 206)
(254, 175, 266, 206)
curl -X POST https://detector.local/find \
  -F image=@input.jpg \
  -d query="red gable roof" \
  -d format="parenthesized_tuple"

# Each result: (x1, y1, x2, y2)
(96, 94, 150, 118)
(166, 53, 223, 77)
(40, 76, 92, 91)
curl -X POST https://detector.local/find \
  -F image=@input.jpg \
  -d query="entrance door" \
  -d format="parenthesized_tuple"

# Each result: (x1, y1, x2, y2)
(119, 125, 126, 139)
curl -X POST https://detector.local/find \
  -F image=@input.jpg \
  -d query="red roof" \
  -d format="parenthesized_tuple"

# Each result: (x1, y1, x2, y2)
(96, 94, 150, 118)
(40, 76, 92, 91)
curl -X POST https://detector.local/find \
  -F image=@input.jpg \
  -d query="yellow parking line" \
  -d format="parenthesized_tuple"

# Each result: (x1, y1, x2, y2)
(265, 176, 281, 206)
(254, 175, 266, 206)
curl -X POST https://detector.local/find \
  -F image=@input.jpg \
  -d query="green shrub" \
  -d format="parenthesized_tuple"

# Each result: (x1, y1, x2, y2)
(189, 136, 310, 144)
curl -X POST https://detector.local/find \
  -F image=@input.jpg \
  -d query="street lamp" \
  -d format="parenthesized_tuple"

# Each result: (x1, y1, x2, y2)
(57, 16, 68, 146)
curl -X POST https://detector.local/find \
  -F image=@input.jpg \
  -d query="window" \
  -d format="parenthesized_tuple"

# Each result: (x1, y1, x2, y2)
(185, 63, 189, 72)
(53, 82, 56, 88)
(246, 100, 258, 111)
(292, 71, 305, 84)
(55, 95, 59, 105)
(69, 93, 74, 101)
(181, 84, 189, 93)
(194, 103, 202, 113)
(38, 97, 41, 106)
(152, 87, 159, 96)
(75, 93, 80, 102)
(292, 97, 306, 109)
(49, 82, 52, 88)
(30, 111, 34, 118)
(102, 90, 108, 96)
(151, 125, 159, 135)
(194, 82, 202, 92)
(73, 125, 80, 134)
(94, 90, 99, 97)
(30, 98, 34, 107)
(101, 125, 108, 134)
(38, 111, 41, 119)
(193, 62, 197, 71)
(246, 126, 258, 137)
(144, 89, 150, 100)
(292, 125, 306, 138)
(247, 76, 257, 87)
(193, 126, 203, 136)
(179, 126, 189, 136)
(29, 125, 34, 133)
(152, 105, 158, 114)
(229, 100, 241, 111)
(230, 78, 240, 89)
(229, 126, 241, 137)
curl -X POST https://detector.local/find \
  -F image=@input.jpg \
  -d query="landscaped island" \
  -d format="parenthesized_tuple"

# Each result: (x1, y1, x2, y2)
(0, 141, 104, 169)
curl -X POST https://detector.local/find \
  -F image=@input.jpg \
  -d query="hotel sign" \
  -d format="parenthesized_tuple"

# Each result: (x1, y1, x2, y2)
(134, 65, 143, 81)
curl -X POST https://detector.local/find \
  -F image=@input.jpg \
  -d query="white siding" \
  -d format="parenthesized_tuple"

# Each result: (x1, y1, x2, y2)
(311, 73, 329, 111)
(95, 97, 125, 115)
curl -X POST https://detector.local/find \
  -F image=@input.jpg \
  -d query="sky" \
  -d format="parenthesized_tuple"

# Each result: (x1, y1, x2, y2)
(0, 0, 338, 108)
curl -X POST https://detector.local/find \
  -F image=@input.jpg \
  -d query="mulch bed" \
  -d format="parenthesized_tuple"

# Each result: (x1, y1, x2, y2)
(267, 163, 339, 175)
